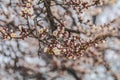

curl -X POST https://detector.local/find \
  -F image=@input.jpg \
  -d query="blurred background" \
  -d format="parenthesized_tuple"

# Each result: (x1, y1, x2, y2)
(0, 0, 120, 80)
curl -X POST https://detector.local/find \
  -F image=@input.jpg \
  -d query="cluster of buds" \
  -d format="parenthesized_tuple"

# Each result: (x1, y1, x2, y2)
(43, 31, 113, 59)
(43, 34, 91, 59)
(43, 24, 92, 59)
(0, 26, 29, 40)
(38, 27, 49, 40)
(44, 46, 61, 55)
(44, 39, 61, 55)
(64, 0, 101, 13)
(52, 25, 69, 39)
(18, 25, 29, 39)
(42, 19, 118, 59)
(21, 0, 34, 17)
(0, 27, 17, 39)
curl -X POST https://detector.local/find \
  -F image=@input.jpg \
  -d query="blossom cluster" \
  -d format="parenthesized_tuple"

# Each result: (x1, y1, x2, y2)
(21, 0, 34, 17)
(0, 0, 119, 59)
(0, 25, 29, 40)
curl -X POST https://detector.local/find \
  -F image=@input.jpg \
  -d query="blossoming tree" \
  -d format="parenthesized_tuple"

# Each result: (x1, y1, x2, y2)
(0, 0, 120, 79)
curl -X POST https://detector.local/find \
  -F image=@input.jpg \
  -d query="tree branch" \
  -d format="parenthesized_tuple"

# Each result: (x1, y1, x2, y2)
(43, 0, 57, 32)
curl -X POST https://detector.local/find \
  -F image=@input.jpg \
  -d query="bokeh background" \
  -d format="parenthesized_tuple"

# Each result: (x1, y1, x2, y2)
(0, 0, 120, 80)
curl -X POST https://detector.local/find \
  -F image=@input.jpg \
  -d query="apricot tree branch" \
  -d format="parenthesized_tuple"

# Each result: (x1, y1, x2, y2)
(43, 0, 57, 32)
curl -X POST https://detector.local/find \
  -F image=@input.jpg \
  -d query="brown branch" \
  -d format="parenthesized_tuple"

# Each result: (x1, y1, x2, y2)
(65, 28, 86, 34)
(43, 0, 57, 32)
(53, 16, 86, 34)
